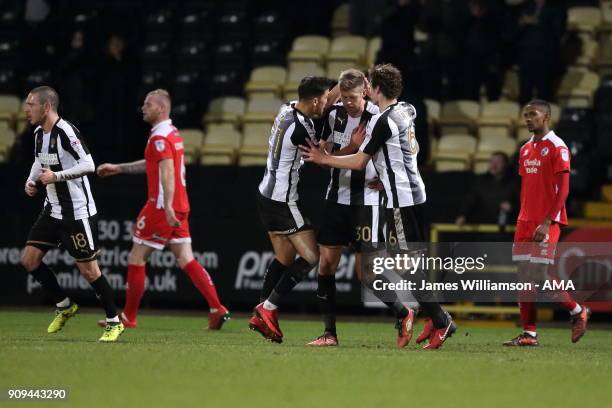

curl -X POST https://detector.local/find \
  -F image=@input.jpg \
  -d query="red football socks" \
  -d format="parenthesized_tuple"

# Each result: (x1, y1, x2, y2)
(183, 259, 222, 309)
(124, 264, 146, 322)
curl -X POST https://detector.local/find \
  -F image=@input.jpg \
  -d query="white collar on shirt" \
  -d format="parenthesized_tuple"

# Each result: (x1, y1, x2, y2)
(150, 119, 172, 135)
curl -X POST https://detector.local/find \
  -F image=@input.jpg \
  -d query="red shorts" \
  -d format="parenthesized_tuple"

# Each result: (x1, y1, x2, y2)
(132, 203, 191, 250)
(512, 220, 561, 265)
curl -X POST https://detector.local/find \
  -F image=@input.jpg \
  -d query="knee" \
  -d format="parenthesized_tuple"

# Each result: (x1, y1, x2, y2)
(318, 256, 336, 276)
(79, 263, 101, 282)
(302, 250, 319, 267)
(21, 253, 41, 273)
(128, 250, 147, 266)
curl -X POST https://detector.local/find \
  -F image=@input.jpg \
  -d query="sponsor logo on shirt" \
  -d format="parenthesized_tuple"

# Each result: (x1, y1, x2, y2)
(155, 140, 165, 152)
(524, 158, 541, 174)
(38, 153, 59, 165)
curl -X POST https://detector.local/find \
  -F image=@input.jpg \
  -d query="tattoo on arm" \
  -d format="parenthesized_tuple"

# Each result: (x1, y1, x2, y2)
(119, 160, 146, 174)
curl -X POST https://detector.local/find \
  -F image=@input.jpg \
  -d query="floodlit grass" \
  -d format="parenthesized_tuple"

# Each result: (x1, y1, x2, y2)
(1, 310, 611, 408)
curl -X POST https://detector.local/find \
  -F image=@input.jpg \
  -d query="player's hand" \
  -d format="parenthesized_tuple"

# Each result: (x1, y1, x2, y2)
(455, 215, 466, 226)
(97, 163, 121, 178)
(350, 123, 367, 148)
(533, 221, 550, 242)
(25, 180, 38, 197)
(165, 208, 181, 228)
(364, 76, 372, 98)
(367, 178, 384, 191)
(39, 168, 57, 185)
(299, 139, 328, 165)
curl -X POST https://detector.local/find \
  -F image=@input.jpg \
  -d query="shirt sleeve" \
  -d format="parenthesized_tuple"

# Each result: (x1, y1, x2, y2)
(27, 158, 42, 183)
(518, 146, 526, 176)
(360, 115, 391, 156)
(59, 127, 90, 160)
(148, 136, 174, 161)
(552, 145, 571, 174)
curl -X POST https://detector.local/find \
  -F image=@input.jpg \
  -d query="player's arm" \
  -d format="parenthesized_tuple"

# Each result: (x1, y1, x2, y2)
(159, 158, 180, 227)
(533, 147, 571, 242)
(39, 154, 95, 185)
(332, 123, 367, 156)
(301, 139, 371, 170)
(25, 158, 42, 196)
(97, 159, 146, 177)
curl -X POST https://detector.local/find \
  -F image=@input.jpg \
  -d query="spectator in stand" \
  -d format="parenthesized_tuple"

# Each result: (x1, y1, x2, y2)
(455, 152, 518, 225)
(516, 0, 567, 104)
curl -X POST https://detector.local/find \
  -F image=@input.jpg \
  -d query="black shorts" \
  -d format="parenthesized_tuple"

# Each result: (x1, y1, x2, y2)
(256, 192, 312, 235)
(383, 204, 428, 253)
(26, 208, 100, 262)
(317, 201, 385, 252)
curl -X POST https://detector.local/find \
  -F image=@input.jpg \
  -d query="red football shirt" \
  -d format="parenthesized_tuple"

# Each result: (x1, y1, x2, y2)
(517, 131, 570, 225)
(144, 119, 190, 213)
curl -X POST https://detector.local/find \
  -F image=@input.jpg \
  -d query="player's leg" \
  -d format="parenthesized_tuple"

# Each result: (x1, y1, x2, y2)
(261, 232, 296, 302)
(122, 242, 155, 325)
(168, 241, 230, 329)
(22, 210, 77, 333)
(307, 245, 341, 346)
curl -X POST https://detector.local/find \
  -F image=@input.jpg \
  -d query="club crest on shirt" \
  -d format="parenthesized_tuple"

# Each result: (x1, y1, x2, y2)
(561, 149, 569, 161)
(155, 140, 165, 152)
(540, 147, 549, 157)
(50, 137, 56, 149)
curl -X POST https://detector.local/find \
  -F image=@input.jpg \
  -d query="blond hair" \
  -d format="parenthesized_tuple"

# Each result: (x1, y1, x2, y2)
(338, 69, 366, 92)
(147, 88, 172, 111)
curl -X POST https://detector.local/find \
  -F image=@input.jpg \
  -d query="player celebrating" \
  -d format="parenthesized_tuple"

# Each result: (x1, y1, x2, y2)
(301, 64, 456, 349)
(504, 100, 589, 347)
(96, 89, 229, 330)
(307, 69, 416, 348)
(249, 76, 331, 343)
(21, 86, 124, 342)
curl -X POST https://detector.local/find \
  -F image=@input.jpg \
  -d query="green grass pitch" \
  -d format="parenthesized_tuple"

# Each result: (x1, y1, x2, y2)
(1, 310, 611, 408)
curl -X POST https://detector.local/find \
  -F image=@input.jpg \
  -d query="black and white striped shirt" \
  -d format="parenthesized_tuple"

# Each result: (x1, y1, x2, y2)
(258, 102, 316, 202)
(359, 102, 426, 209)
(320, 101, 380, 206)
(32, 118, 97, 220)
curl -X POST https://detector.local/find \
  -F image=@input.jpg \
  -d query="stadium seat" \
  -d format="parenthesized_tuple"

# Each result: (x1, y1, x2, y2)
(287, 36, 330, 66)
(238, 123, 272, 166)
(557, 68, 600, 107)
(203, 97, 246, 126)
(245, 66, 287, 98)
(214, 40, 247, 68)
(327, 35, 367, 65)
(252, 10, 286, 40)
(0, 68, 18, 94)
(474, 136, 517, 161)
(284, 65, 326, 99)
(424, 99, 440, 135)
(217, 9, 249, 40)
(366, 37, 381, 67)
(242, 96, 283, 124)
(438, 100, 480, 135)
(326, 61, 357, 82)
(210, 67, 245, 97)
(576, 38, 599, 67)
(596, 38, 612, 76)
(0, 94, 20, 122)
(0, 36, 21, 64)
(432, 134, 476, 171)
(501, 68, 520, 101)
(568, 7, 602, 37)
(144, 9, 174, 39)
(177, 39, 210, 65)
(478, 101, 520, 139)
(200, 126, 242, 165)
(601, 1, 612, 37)
(0, 121, 15, 159)
(179, 128, 205, 163)
(141, 39, 170, 63)
(250, 39, 286, 67)
(179, 3, 215, 39)
(331, 3, 351, 37)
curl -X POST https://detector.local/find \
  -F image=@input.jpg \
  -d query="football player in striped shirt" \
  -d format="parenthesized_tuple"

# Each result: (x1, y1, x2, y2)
(301, 64, 456, 349)
(21, 86, 124, 342)
(308, 69, 416, 348)
(249, 76, 332, 343)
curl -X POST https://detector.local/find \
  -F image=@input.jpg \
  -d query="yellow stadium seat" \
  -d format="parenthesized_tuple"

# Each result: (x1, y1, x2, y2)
(576, 38, 599, 67)
(200, 127, 242, 165)
(438, 100, 480, 135)
(331, 3, 350, 37)
(478, 101, 520, 139)
(433, 134, 476, 171)
(326, 61, 358, 81)
(238, 154, 268, 166)
(424, 99, 440, 125)
(203, 97, 246, 126)
(475, 135, 517, 158)
(245, 66, 287, 98)
(179, 129, 204, 163)
(366, 37, 381, 67)
(327, 35, 367, 65)
(602, 2, 612, 37)
(0, 95, 20, 122)
(596, 38, 612, 76)
(283, 65, 326, 97)
(435, 159, 470, 172)
(557, 68, 600, 107)
(501, 68, 519, 101)
(287, 36, 330, 66)
(516, 126, 532, 144)
(568, 7, 602, 37)
(242, 96, 283, 124)
(239, 123, 272, 166)
(0, 122, 16, 158)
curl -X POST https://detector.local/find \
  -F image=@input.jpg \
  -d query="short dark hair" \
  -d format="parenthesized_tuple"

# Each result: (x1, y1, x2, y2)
(30, 86, 60, 111)
(298, 76, 332, 100)
(525, 99, 551, 116)
(368, 64, 402, 99)
(491, 151, 509, 165)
